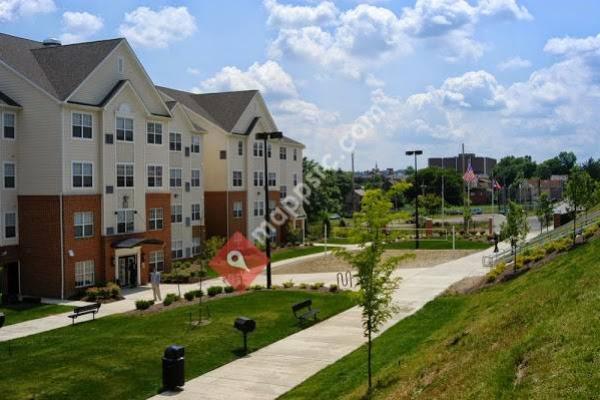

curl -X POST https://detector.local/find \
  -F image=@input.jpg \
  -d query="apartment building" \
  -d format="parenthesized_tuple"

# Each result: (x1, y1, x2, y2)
(0, 33, 207, 298)
(157, 87, 306, 243)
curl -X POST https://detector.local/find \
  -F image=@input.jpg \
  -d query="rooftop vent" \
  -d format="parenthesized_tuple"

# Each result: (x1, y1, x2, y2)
(42, 38, 62, 47)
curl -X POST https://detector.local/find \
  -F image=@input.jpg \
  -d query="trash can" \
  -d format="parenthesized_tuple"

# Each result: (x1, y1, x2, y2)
(162, 345, 185, 390)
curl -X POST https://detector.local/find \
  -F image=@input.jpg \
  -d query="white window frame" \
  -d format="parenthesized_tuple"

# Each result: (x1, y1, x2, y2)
(232, 170, 243, 187)
(237, 140, 243, 156)
(172, 240, 184, 260)
(2, 111, 16, 139)
(192, 237, 202, 256)
(149, 208, 163, 230)
(293, 148, 298, 161)
(191, 169, 201, 187)
(253, 171, 264, 187)
(116, 162, 134, 188)
(233, 201, 243, 218)
(253, 141, 264, 157)
(116, 209, 135, 234)
(169, 132, 182, 151)
(74, 211, 93, 239)
(268, 172, 277, 187)
(170, 168, 182, 188)
(71, 161, 93, 189)
(116, 117, 134, 142)
(4, 211, 16, 239)
(75, 260, 95, 288)
(147, 164, 163, 188)
(147, 121, 163, 145)
(293, 173, 298, 186)
(71, 112, 93, 140)
(191, 203, 201, 221)
(149, 250, 164, 271)
(280, 185, 287, 199)
(191, 135, 201, 153)
(171, 204, 183, 224)
(254, 201, 265, 217)
(280, 146, 287, 160)
(267, 143, 272, 158)
(3, 162, 15, 189)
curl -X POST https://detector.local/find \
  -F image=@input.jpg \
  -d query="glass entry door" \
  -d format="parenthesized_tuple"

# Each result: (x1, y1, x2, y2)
(118, 255, 138, 288)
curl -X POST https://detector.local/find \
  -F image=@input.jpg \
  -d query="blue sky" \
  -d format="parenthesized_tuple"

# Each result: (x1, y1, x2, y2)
(2, 0, 600, 170)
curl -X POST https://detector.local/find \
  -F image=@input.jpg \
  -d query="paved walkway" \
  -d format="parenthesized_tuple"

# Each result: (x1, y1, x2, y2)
(149, 245, 501, 400)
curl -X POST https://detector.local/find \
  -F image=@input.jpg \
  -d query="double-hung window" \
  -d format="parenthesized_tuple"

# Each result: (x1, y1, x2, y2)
(171, 240, 183, 260)
(75, 260, 95, 288)
(232, 171, 242, 187)
(254, 201, 264, 217)
(237, 140, 243, 156)
(191, 169, 201, 187)
(116, 163, 134, 187)
(268, 172, 276, 187)
(169, 132, 182, 151)
(191, 136, 200, 153)
(149, 251, 164, 271)
(72, 113, 92, 139)
(280, 185, 287, 199)
(253, 142, 263, 157)
(267, 143, 272, 158)
(233, 201, 243, 218)
(149, 208, 163, 230)
(147, 165, 163, 187)
(170, 168, 182, 187)
(171, 205, 182, 223)
(253, 171, 264, 187)
(5, 212, 16, 238)
(116, 210, 134, 233)
(192, 237, 202, 256)
(293, 173, 298, 186)
(280, 147, 287, 160)
(191, 204, 201, 221)
(74, 211, 93, 238)
(72, 162, 93, 188)
(293, 148, 298, 161)
(4, 162, 15, 189)
(116, 117, 133, 142)
(147, 122, 162, 144)
(3, 112, 15, 139)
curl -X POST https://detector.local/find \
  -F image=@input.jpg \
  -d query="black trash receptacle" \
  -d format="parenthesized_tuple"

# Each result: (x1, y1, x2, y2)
(162, 345, 185, 390)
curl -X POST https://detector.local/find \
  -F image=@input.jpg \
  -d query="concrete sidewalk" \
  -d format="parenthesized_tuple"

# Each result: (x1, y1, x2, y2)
(149, 246, 497, 400)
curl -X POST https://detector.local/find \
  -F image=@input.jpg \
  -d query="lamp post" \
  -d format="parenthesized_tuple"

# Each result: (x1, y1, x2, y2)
(256, 131, 283, 289)
(406, 150, 423, 249)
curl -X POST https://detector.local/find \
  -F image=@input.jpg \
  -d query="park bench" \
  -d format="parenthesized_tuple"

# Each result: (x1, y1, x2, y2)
(292, 299, 319, 324)
(68, 303, 101, 325)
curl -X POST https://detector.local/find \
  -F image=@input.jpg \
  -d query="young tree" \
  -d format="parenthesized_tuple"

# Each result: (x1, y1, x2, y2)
(419, 193, 442, 215)
(535, 193, 553, 233)
(566, 167, 594, 244)
(335, 189, 410, 394)
(387, 181, 411, 210)
(500, 201, 529, 271)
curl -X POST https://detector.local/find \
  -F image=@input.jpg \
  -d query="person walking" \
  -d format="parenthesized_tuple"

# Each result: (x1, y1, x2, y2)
(150, 269, 162, 301)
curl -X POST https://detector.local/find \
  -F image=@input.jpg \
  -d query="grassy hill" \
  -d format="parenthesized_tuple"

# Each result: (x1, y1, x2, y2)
(282, 237, 600, 399)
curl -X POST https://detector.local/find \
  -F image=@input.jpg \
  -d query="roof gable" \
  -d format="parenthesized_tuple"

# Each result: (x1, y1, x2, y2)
(192, 90, 258, 132)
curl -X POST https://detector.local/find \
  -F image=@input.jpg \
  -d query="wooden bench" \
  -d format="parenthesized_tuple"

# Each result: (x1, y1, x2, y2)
(292, 299, 319, 324)
(68, 303, 101, 325)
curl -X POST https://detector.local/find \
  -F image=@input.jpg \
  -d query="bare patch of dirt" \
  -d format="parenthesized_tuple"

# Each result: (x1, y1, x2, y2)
(273, 249, 478, 275)
(445, 276, 488, 295)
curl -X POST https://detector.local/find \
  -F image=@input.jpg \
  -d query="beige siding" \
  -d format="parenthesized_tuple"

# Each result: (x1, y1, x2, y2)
(0, 106, 19, 246)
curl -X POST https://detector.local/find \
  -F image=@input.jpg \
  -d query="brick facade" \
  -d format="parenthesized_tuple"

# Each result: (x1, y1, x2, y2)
(205, 191, 247, 238)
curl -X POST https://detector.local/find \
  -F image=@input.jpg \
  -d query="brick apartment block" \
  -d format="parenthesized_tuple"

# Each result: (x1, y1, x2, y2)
(0, 33, 305, 299)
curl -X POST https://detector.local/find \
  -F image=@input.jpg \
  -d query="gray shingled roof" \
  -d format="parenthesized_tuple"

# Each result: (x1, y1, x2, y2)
(156, 86, 220, 127)
(0, 33, 122, 100)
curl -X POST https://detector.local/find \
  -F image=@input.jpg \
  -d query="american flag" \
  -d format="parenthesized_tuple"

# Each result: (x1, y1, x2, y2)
(463, 162, 477, 184)
(492, 180, 502, 190)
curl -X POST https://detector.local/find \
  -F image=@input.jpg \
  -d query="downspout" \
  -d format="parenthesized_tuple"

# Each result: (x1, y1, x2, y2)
(60, 193, 65, 299)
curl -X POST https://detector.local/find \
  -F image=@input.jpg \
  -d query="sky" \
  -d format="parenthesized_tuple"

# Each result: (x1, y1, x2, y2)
(1, 0, 600, 170)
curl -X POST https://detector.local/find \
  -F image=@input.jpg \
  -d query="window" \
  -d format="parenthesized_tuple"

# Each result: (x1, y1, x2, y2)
(253, 171, 264, 187)
(116, 117, 133, 142)
(233, 201, 243, 218)
(116, 163, 134, 187)
(237, 140, 243, 156)
(219, 150, 227, 159)
(117, 57, 124, 74)
(191, 203, 201, 221)
(147, 165, 163, 187)
(232, 171, 242, 187)
(268, 172, 276, 187)
(253, 142, 263, 157)
(3, 112, 15, 139)
(254, 201, 264, 217)
(191, 169, 201, 187)
(171, 205, 182, 223)
(149, 250, 164, 271)
(172, 240, 183, 260)
(267, 143, 272, 158)
(72, 113, 92, 139)
(280, 147, 287, 160)
(74, 211, 93, 239)
(192, 237, 202, 256)
(269, 200, 276, 213)
(116, 210, 134, 233)
(293, 148, 298, 161)
(280, 185, 287, 199)
(4, 162, 15, 189)
(149, 208, 163, 230)
(169, 132, 181, 151)
(191, 136, 201, 153)
(147, 122, 162, 144)
(5, 212, 16, 238)
(293, 173, 298, 186)
(170, 168, 182, 187)
(75, 260, 95, 288)
(72, 162, 93, 188)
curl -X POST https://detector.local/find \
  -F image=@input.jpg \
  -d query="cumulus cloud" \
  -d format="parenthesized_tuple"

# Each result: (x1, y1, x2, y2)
(0, 0, 55, 21)
(477, 0, 533, 20)
(498, 56, 531, 70)
(119, 6, 196, 49)
(544, 33, 600, 56)
(264, 0, 338, 27)
(59, 11, 103, 44)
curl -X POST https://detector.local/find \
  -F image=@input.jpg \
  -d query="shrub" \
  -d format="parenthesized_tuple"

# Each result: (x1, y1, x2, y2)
(184, 291, 196, 301)
(251, 284, 264, 291)
(310, 282, 325, 290)
(194, 289, 204, 298)
(299, 283, 309, 289)
(486, 262, 507, 283)
(135, 299, 154, 310)
(107, 282, 121, 297)
(207, 286, 223, 297)
(329, 284, 338, 292)
(97, 286, 110, 299)
(583, 225, 598, 239)
(85, 287, 99, 301)
(163, 297, 174, 306)
(283, 280, 294, 289)
(163, 293, 180, 306)
(224, 286, 234, 293)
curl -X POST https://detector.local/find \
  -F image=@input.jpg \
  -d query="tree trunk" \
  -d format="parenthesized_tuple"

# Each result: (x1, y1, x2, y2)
(573, 209, 577, 245)
(367, 321, 372, 395)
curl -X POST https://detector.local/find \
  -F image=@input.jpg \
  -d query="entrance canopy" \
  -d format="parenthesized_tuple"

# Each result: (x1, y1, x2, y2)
(111, 237, 164, 249)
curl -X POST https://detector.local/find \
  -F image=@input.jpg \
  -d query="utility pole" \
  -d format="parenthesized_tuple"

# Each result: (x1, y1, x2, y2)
(351, 152, 355, 213)
(406, 150, 423, 249)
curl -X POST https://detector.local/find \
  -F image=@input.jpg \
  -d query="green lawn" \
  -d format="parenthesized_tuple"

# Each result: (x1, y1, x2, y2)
(272, 246, 326, 262)
(0, 290, 354, 400)
(0, 303, 73, 326)
(282, 238, 600, 400)
(385, 239, 491, 250)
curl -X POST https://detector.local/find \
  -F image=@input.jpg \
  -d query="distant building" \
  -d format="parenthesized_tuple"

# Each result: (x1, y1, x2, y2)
(428, 153, 496, 176)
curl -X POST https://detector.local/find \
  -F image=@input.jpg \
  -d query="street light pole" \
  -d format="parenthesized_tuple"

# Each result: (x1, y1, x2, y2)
(406, 150, 423, 249)
(256, 131, 283, 289)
